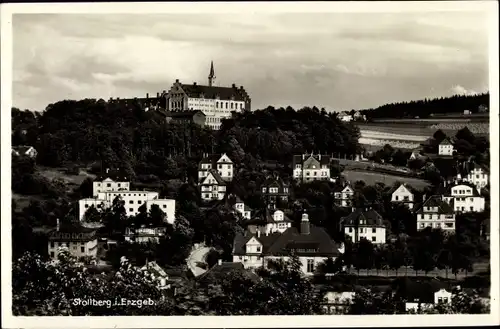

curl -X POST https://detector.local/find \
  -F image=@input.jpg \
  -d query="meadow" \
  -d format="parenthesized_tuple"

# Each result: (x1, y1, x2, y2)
(342, 169, 430, 190)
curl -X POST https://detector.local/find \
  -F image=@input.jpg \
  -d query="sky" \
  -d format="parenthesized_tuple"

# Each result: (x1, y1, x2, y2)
(12, 11, 490, 112)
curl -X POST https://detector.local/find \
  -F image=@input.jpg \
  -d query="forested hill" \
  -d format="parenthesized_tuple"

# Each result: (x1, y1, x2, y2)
(360, 93, 489, 120)
(11, 101, 360, 181)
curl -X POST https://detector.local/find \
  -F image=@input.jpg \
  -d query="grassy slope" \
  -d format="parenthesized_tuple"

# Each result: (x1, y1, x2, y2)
(342, 169, 430, 190)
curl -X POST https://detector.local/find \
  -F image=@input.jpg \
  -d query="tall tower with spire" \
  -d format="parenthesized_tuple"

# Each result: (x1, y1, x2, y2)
(208, 60, 216, 87)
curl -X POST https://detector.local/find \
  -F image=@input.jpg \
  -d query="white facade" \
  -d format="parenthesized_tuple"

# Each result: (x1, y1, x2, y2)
(48, 239, 98, 261)
(234, 201, 251, 220)
(416, 201, 455, 231)
(344, 226, 386, 244)
(438, 142, 454, 156)
(200, 172, 227, 201)
(185, 97, 244, 130)
(293, 158, 330, 181)
(262, 210, 292, 235)
(334, 186, 354, 207)
(462, 167, 489, 191)
(405, 289, 452, 312)
(198, 154, 234, 182)
(391, 184, 414, 209)
(79, 191, 176, 224)
(340, 114, 353, 122)
(449, 184, 485, 213)
(93, 177, 130, 197)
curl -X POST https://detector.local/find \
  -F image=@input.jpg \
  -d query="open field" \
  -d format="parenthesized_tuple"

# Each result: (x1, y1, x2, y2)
(37, 166, 96, 186)
(12, 193, 46, 211)
(342, 169, 430, 189)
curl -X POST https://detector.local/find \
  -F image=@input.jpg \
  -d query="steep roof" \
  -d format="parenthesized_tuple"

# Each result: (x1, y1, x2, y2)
(180, 83, 249, 102)
(292, 153, 331, 167)
(196, 262, 260, 284)
(415, 195, 454, 214)
(389, 183, 415, 196)
(341, 209, 385, 227)
(262, 176, 289, 189)
(233, 224, 340, 257)
(12, 145, 35, 154)
(199, 153, 233, 168)
(201, 169, 226, 185)
(95, 169, 129, 181)
(440, 138, 453, 146)
(48, 221, 98, 242)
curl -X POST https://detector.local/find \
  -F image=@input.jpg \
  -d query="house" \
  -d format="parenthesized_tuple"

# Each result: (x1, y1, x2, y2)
(48, 219, 98, 261)
(478, 104, 488, 113)
(196, 260, 260, 285)
(352, 111, 366, 121)
(322, 291, 356, 314)
(444, 182, 485, 213)
(456, 161, 489, 191)
(408, 147, 427, 161)
(92, 169, 130, 197)
(12, 145, 37, 158)
(108, 91, 167, 111)
(246, 209, 293, 235)
(393, 278, 452, 313)
(338, 111, 353, 122)
(438, 138, 454, 156)
(260, 175, 290, 209)
(79, 190, 176, 223)
(232, 213, 342, 275)
(125, 225, 168, 243)
(198, 153, 234, 183)
(415, 195, 455, 231)
(166, 61, 251, 130)
(292, 153, 331, 182)
(463, 109, 471, 115)
(334, 184, 354, 207)
(199, 169, 227, 201)
(230, 195, 252, 220)
(140, 261, 176, 292)
(161, 110, 206, 127)
(390, 183, 415, 209)
(340, 209, 387, 244)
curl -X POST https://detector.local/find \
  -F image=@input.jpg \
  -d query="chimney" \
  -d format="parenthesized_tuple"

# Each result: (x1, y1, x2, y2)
(146, 93, 149, 99)
(157, 92, 160, 98)
(218, 259, 222, 266)
(175, 79, 179, 83)
(300, 213, 310, 235)
(232, 83, 236, 88)
(257, 230, 261, 238)
(56, 218, 60, 231)
(106, 168, 110, 174)
(193, 82, 197, 86)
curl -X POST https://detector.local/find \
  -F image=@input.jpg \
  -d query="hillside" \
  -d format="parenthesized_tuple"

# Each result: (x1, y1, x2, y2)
(360, 93, 489, 120)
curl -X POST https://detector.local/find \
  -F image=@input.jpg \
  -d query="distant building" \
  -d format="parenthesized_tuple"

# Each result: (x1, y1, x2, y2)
(390, 183, 415, 209)
(415, 195, 455, 231)
(334, 184, 355, 207)
(230, 195, 252, 220)
(108, 91, 167, 111)
(125, 226, 167, 244)
(341, 209, 387, 244)
(161, 110, 206, 127)
(292, 153, 331, 182)
(232, 213, 342, 275)
(260, 175, 290, 209)
(352, 111, 366, 121)
(438, 138, 454, 156)
(463, 109, 471, 115)
(456, 161, 489, 192)
(443, 182, 485, 213)
(166, 61, 251, 130)
(93, 169, 130, 197)
(48, 219, 98, 261)
(199, 169, 227, 201)
(12, 145, 37, 158)
(322, 291, 356, 314)
(246, 209, 293, 235)
(478, 104, 488, 113)
(198, 153, 233, 201)
(394, 278, 452, 312)
(338, 111, 353, 122)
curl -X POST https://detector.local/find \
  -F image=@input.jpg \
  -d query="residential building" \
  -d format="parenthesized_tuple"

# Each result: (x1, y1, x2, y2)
(198, 153, 234, 182)
(338, 111, 353, 122)
(92, 169, 130, 197)
(230, 195, 252, 220)
(415, 195, 455, 231)
(247, 209, 293, 235)
(166, 61, 251, 130)
(444, 182, 485, 213)
(161, 110, 206, 127)
(341, 209, 387, 244)
(394, 278, 452, 313)
(48, 219, 98, 261)
(125, 226, 167, 243)
(390, 183, 415, 209)
(438, 138, 454, 156)
(199, 169, 227, 201)
(334, 184, 354, 207)
(292, 153, 331, 182)
(260, 175, 290, 209)
(322, 291, 356, 314)
(232, 213, 342, 275)
(463, 110, 471, 115)
(12, 145, 37, 158)
(352, 111, 366, 121)
(196, 261, 261, 285)
(456, 161, 489, 191)
(140, 261, 176, 292)
(478, 104, 488, 113)
(108, 91, 167, 111)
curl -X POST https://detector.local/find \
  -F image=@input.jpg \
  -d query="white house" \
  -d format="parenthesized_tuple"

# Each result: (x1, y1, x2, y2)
(232, 213, 342, 275)
(198, 153, 234, 183)
(338, 111, 353, 122)
(199, 169, 227, 201)
(353, 111, 366, 121)
(390, 183, 414, 209)
(48, 219, 98, 261)
(438, 138, 454, 156)
(166, 61, 251, 130)
(341, 209, 387, 244)
(125, 226, 167, 244)
(232, 195, 252, 220)
(447, 183, 485, 213)
(415, 195, 455, 231)
(292, 153, 331, 182)
(248, 209, 293, 235)
(12, 145, 37, 158)
(323, 291, 356, 314)
(456, 162, 489, 192)
(404, 286, 452, 312)
(334, 185, 354, 207)
(92, 170, 130, 197)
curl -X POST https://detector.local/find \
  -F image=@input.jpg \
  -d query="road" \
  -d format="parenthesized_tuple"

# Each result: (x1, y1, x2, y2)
(187, 246, 211, 277)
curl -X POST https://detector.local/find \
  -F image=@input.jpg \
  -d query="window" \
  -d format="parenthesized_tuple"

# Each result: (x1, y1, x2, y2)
(129, 200, 134, 204)
(225, 102, 228, 109)
(395, 196, 399, 201)
(118, 183, 121, 187)
(81, 247, 85, 253)
(50, 252, 55, 258)
(256, 246, 261, 252)
(307, 259, 315, 273)
(372, 228, 376, 233)
(216, 101, 219, 108)
(107, 183, 111, 187)
(129, 208, 133, 212)
(85, 204, 89, 208)
(50, 242, 54, 248)
(231, 103, 233, 109)
(470, 206, 474, 211)
(420, 223, 425, 228)
(163, 205, 167, 208)
(348, 227, 352, 233)
(262, 187, 267, 193)
(372, 237, 376, 242)
(138, 200, 142, 204)
(97, 183, 101, 187)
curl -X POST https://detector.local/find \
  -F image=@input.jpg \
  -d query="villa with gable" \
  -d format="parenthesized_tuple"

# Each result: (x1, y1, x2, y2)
(292, 153, 331, 182)
(198, 153, 234, 201)
(390, 183, 415, 209)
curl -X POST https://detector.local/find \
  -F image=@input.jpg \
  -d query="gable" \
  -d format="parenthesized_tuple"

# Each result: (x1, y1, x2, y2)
(217, 153, 233, 163)
(303, 156, 321, 169)
(202, 172, 217, 184)
(246, 237, 262, 246)
(342, 186, 353, 193)
(102, 178, 114, 182)
(395, 184, 412, 195)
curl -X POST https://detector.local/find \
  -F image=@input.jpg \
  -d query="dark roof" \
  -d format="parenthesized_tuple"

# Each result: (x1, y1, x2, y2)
(95, 169, 129, 181)
(334, 184, 353, 193)
(48, 221, 98, 241)
(262, 176, 289, 190)
(341, 209, 385, 227)
(233, 224, 339, 257)
(200, 169, 226, 185)
(162, 110, 206, 119)
(196, 262, 260, 283)
(440, 138, 453, 146)
(415, 195, 454, 214)
(393, 278, 452, 303)
(180, 83, 249, 102)
(12, 145, 35, 154)
(199, 153, 233, 168)
(292, 153, 331, 168)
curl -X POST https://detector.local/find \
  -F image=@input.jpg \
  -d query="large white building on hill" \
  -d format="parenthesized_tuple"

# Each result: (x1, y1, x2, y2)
(166, 61, 251, 130)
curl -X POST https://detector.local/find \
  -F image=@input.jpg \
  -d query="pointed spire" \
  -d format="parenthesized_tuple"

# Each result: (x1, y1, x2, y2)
(208, 60, 216, 86)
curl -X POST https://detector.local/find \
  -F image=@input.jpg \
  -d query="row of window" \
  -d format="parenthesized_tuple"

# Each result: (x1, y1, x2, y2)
(454, 197, 475, 202)
(419, 214, 454, 220)
(393, 195, 411, 201)
(420, 222, 454, 229)
(348, 227, 377, 234)
(454, 189, 472, 195)
(202, 193, 222, 199)
(455, 206, 476, 212)
(96, 182, 127, 188)
(216, 101, 244, 110)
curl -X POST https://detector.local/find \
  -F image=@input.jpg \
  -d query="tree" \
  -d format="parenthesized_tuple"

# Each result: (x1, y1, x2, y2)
(347, 288, 403, 314)
(433, 130, 447, 143)
(83, 205, 101, 223)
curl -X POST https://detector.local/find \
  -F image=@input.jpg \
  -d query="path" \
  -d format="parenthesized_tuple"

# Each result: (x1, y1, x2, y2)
(187, 246, 211, 277)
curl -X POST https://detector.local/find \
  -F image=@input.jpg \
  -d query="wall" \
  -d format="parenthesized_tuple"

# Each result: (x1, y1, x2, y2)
(465, 169, 488, 189)
(417, 213, 455, 231)
(48, 239, 98, 260)
(345, 226, 386, 244)
(93, 180, 130, 197)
